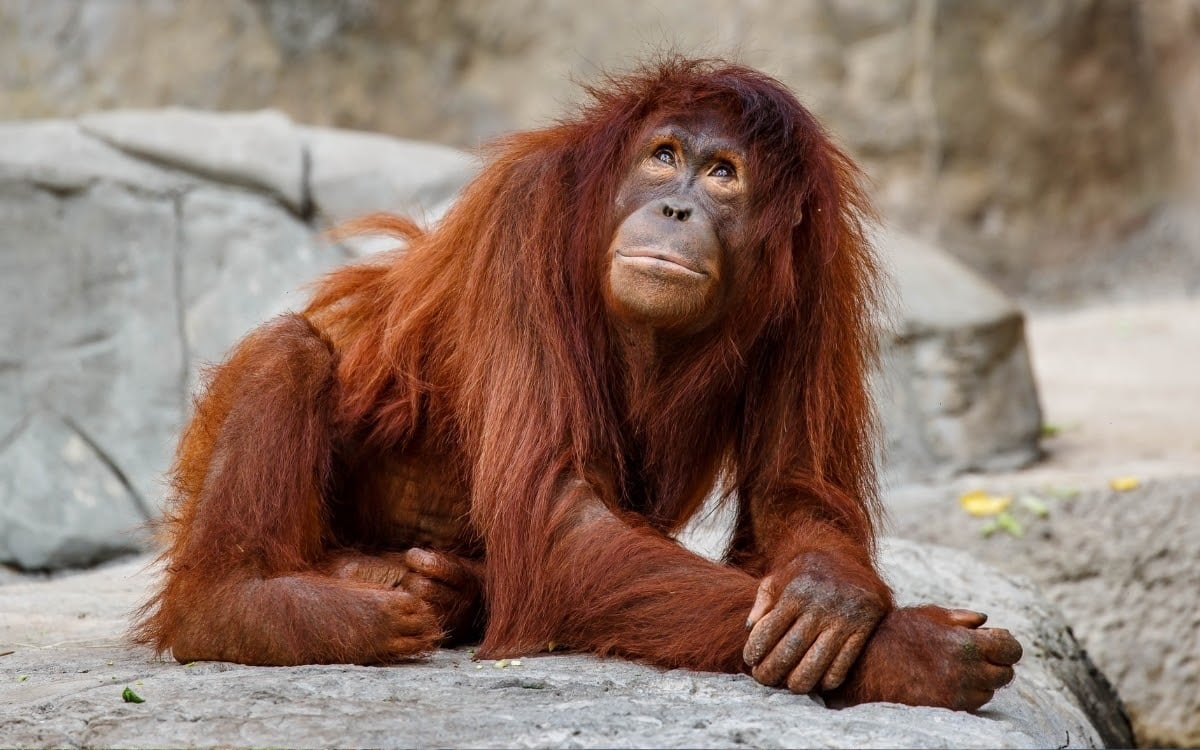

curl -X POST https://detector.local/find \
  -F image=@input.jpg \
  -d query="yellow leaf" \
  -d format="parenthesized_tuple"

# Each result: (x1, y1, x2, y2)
(1110, 476, 1139, 491)
(959, 490, 1012, 517)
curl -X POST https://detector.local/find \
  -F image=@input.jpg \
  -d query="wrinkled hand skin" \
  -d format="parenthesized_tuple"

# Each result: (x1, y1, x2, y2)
(743, 551, 889, 694)
(824, 605, 1024, 711)
(328, 548, 484, 643)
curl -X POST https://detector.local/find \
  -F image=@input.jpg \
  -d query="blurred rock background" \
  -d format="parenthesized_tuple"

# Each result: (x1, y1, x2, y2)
(2, 1, 1199, 746)
(3, 0, 1199, 302)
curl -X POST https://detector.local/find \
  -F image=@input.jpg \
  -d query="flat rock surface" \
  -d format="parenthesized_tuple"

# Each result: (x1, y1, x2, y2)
(0, 540, 1119, 749)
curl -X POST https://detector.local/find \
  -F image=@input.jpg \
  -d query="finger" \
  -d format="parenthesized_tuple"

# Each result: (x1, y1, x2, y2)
(978, 662, 1015, 690)
(381, 592, 438, 636)
(403, 574, 466, 610)
(743, 601, 801, 667)
(977, 628, 1023, 666)
(819, 629, 870, 691)
(786, 627, 840, 694)
(957, 688, 995, 712)
(390, 613, 440, 638)
(378, 588, 430, 615)
(404, 548, 467, 586)
(747, 575, 776, 629)
(947, 608, 988, 628)
(400, 573, 439, 601)
(752, 615, 817, 687)
(330, 557, 409, 588)
(384, 633, 442, 659)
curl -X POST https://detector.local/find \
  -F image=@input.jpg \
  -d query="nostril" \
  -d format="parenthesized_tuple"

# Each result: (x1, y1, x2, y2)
(661, 203, 690, 221)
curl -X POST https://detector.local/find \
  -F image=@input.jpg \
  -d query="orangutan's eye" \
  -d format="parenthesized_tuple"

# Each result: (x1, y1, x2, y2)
(653, 146, 676, 165)
(710, 162, 735, 178)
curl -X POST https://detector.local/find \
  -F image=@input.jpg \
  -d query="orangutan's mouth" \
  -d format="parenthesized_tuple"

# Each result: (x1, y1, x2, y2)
(615, 247, 706, 277)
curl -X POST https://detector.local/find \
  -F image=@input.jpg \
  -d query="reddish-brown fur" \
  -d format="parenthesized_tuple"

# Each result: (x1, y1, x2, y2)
(135, 58, 1019, 708)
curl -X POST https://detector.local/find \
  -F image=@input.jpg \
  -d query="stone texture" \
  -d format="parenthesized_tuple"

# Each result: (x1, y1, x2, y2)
(0, 176, 183, 541)
(178, 186, 336, 376)
(0, 121, 190, 195)
(889, 477, 1200, 749)
(0, 538, 1129, 748)
(80, 108, 306, 213)
(303, 125, 479, 228)
(0, 413, 147, 570)
(878, 230, 1042, 480)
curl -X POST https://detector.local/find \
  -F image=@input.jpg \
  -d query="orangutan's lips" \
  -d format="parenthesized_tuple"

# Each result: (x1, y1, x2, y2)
(616, 248, 706, 277)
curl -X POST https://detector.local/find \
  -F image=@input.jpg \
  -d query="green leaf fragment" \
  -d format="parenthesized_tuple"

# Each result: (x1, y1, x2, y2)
(1044, 485, 1079, 500)
(17, 674, 28, 682)
(996, 511, 1024, 537)
(121, 686, 145, 703)
(1018, 494, 1050, 518)
(980, 511, 1025, 538)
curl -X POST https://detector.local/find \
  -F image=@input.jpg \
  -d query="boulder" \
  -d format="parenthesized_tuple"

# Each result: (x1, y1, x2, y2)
(80, 109, 306, 213)
(0, 538, 1129, 748)
(177, 187, 334, 378)
(878, 229, 1043, 481)
(0, 162, 183, 557)
(0, 413, 147, 570)
(302, 126, 479, 229)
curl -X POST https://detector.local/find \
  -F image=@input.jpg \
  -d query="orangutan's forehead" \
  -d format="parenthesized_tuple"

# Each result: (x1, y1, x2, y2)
(642, 111, 746, 153)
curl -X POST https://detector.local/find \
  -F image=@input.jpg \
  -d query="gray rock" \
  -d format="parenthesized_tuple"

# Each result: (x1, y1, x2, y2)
(879, 230, 1043, 481)
(890, 476, 1200, 748)
(0, 413, 147, 570)
(0, 177, 183, 549)
(178, 187, 339, 375)
(0, 121, 190, 195)
(0, 538, 1127, 748)
(303, 126, 479, 228)
(80, 109, 306, 213)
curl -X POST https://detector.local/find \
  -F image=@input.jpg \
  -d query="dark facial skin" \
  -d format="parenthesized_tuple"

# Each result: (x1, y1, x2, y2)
(606, 115, 751, 335)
